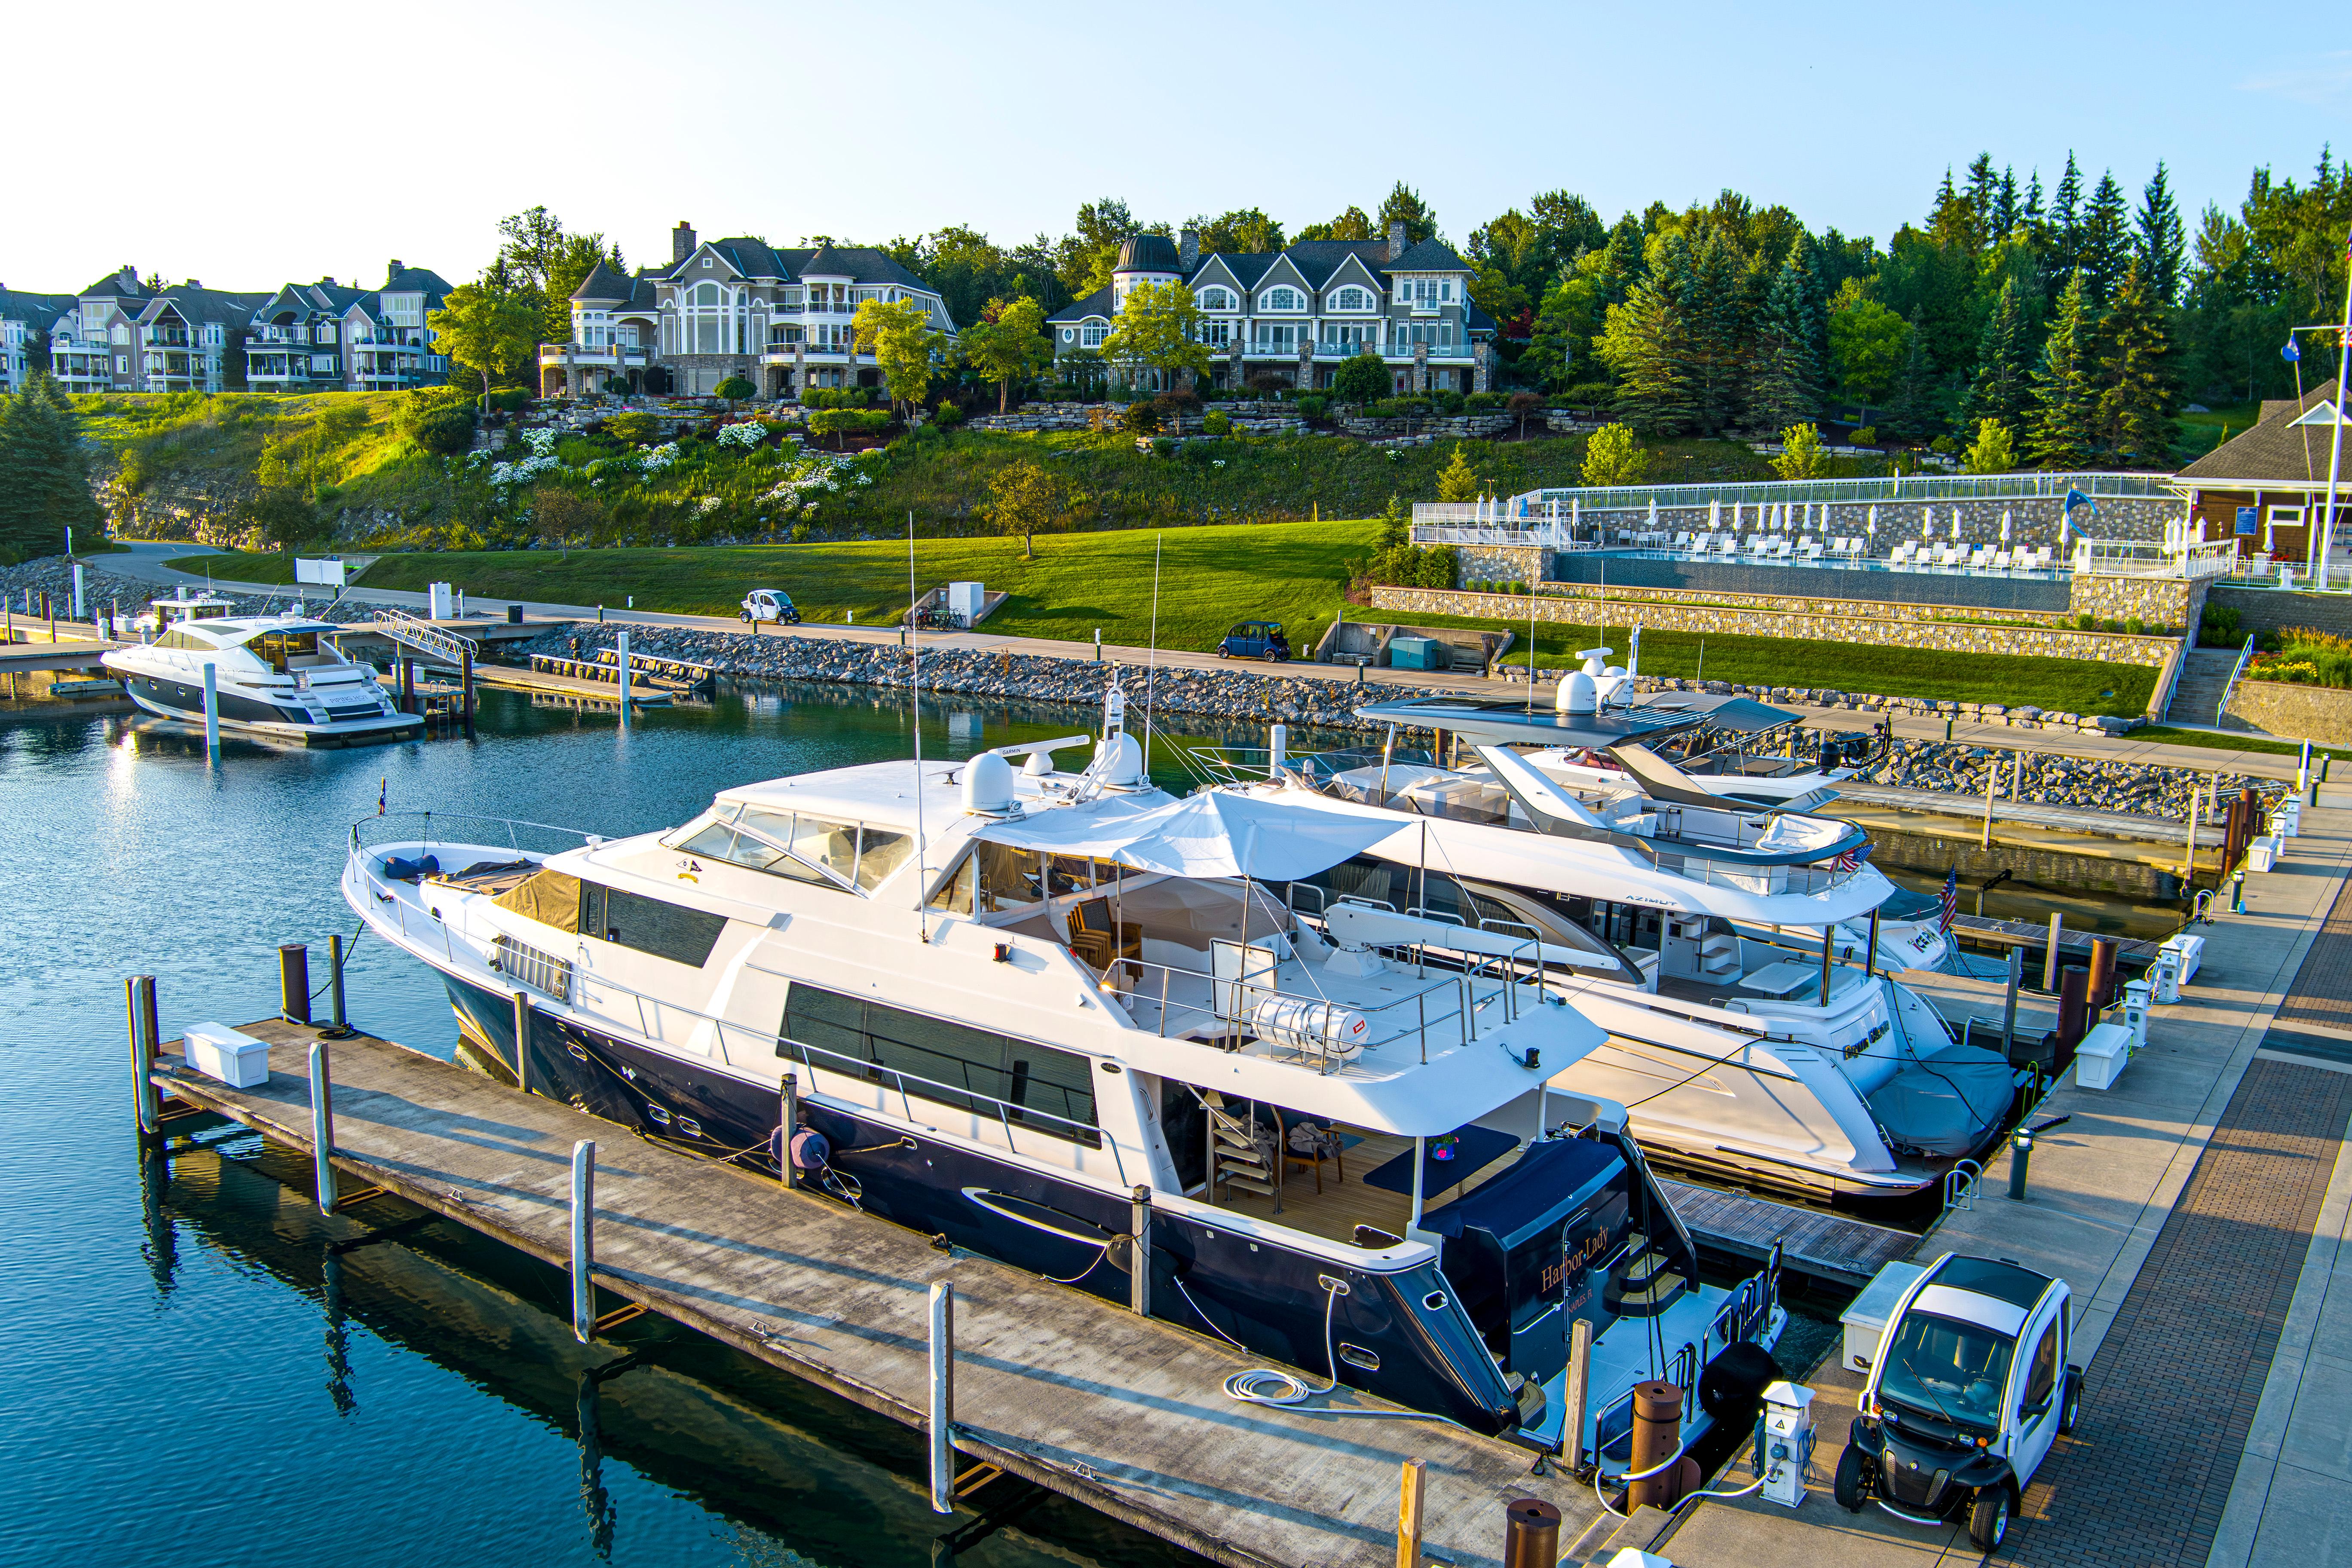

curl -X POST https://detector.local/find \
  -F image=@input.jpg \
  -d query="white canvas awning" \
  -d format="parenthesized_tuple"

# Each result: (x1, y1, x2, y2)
(973, 791, 1394, 880)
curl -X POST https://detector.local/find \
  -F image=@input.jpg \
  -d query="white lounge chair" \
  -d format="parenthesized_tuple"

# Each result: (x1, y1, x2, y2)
(1991, 548, 2013, 570)
(1968, 546, 1992, 569)
(1672, 531, 1692, 550)
(1802, 539, 1825, 560)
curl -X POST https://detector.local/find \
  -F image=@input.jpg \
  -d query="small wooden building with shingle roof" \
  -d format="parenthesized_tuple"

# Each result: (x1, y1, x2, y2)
(2173, 386, 2352, 567)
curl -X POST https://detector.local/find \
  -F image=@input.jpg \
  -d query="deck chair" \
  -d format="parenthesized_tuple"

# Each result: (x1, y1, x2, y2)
(1991, 548, 2012, 570)
(1276, 1109, 1346, 1194)
(1802, 539, 1825, 559)
(1066, 896, 1141, 974)
(1968, 547, 1991, 569)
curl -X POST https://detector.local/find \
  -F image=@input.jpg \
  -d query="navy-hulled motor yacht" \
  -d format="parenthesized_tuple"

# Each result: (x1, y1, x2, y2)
(105, 597, 419, 747)
(345, 716, 1784, 1459)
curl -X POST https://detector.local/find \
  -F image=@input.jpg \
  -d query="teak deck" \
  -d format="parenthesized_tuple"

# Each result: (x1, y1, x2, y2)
(150, 1018, 1598, 1568)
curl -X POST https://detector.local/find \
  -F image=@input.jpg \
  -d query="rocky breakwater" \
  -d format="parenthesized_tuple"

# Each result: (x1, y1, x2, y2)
(518, 623, 1464, 729)
(1862, 739, 2288, 818)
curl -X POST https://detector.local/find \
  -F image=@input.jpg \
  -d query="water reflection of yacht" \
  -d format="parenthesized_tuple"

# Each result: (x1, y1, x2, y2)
(104, 594, 418, 747)
(348, 703, 1785, 1462)
(1193, 707, 2009, 1201)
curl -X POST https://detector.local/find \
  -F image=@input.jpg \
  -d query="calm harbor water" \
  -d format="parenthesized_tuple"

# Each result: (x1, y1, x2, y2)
(0, 681, 1226, 1568)
(0, 678, 1862, 1567)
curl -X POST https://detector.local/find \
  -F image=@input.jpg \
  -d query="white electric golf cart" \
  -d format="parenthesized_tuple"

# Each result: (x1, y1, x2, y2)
(740, 588, 801, 626)
(1834, 1253, 2083, 1552)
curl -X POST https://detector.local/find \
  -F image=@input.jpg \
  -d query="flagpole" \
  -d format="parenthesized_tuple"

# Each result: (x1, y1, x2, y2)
(2321, 234, 2352, 591)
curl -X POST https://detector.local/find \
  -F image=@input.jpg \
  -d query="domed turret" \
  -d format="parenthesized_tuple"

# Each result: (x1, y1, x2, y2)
(962, 751, 1016, 814)
(1113, 234, 1182, 276)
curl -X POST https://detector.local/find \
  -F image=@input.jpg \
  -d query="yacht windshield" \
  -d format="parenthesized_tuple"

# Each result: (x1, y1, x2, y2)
(249, 630, 320, 674)
(1879, 1311, 2014, 1432)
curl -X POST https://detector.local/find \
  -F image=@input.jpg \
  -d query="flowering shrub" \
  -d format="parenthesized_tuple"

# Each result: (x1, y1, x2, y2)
(713, 421, 766, 450)
(2246, 628, 2352, 688)
(639, 442, 680, 474)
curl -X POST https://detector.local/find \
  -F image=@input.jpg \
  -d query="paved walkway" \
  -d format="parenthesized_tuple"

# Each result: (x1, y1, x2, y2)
(99, 545, 2315, 779)
(1645, 801, 2352, 1568)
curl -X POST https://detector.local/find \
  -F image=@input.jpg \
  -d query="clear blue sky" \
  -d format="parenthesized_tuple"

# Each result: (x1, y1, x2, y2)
(13, 0, 2349, 294)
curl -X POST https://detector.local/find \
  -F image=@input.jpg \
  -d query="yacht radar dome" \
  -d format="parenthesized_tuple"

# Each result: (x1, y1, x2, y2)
(1558, 669, 1599, 714)
(1576, 646, 1614, 677)
(1022, 750, 1054, 778)
(962, 751, 1017, 814)
(1093, 730, 1148, 789)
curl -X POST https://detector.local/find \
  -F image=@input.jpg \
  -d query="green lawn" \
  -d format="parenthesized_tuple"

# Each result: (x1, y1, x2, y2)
(2131, 725, 2348, 760)
(332, 523, 2159, 716)
(355, 521, 1374, 649)
(1391, 609, 2157, 716)
(164, 550, 311, 585)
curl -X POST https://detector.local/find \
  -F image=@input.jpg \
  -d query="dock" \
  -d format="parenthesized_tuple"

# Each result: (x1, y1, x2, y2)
(1657, 1180, 1917, 1289)
(143, 1017, 1605, 1568)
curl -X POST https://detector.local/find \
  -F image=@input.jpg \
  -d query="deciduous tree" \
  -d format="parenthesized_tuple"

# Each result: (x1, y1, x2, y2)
(1960, 417, 2017, 474)
(1827, 280, 1908, 406)
(957, 296, 1053, 413)
(851, 296, 945, 417)
(984, 458, 1074, 557)
(1580, 423, 1650, 486)
(1332, 352, 1390, 404)
(1770, 423, 1827, 480)
(1102, 280, 1210, 392)
(1378, 182, 1440, 245)
(428, 283, 540, 405)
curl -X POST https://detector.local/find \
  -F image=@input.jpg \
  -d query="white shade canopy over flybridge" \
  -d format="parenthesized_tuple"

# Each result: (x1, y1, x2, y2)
(974, 789, 1397, 880)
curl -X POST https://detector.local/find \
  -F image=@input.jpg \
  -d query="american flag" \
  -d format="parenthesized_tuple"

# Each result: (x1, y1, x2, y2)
(1939, 867, 1960, 931)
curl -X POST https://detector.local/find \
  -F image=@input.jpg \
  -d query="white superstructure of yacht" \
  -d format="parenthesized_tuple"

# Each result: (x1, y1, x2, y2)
(345, 712, 1786, 1460)
(1197, 722, 2009, 1200)
(104, 594, 418, 747)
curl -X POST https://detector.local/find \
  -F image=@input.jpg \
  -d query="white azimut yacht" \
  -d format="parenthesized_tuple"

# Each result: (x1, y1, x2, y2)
(105, 593, 419, 747)
(346, 705, 1786, 1460)
(1195, 710, 2009, 1201)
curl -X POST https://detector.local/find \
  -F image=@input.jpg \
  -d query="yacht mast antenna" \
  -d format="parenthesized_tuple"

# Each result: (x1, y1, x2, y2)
(1143, 533, 1162, 776)
(909, 511, 927, 943)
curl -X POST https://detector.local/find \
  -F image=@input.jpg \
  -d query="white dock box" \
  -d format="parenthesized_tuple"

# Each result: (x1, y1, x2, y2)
(2159, 932, 2203, 987)
(2249, 835, 2281, 873)
(1839, 1261, 1926, 1374)
(184, 1021, 271, 1088)
(945, 581, 985, 622)
(2074, 1020, 2135, 1090)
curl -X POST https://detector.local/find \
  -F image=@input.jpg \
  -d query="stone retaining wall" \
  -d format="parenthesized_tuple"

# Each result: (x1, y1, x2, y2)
(1531, 578, 2081, 626)
(1338, 413, 1514, 440)
(2067, 572, 2205, 628)
(1369, 584, 2175, 668)
(2207, 586, 2352, 638)
(2223, 679, 2352, 744)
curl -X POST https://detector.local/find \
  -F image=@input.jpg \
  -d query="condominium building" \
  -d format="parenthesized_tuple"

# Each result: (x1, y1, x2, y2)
(0, 287, 75, 394)
(1048, 223, 1496, 394)
(544, 221, 957, 399)
(46, 267, 267, 394)
(245, 261, 453, 391)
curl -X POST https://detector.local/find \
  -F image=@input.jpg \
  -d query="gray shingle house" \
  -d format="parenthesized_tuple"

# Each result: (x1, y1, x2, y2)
(245, 262, 453, 392)
(1047, 222, 1495, 395)
(48, 267, 268, 394)
(0, 286, 75, 395)
(545, 221, 957, 399)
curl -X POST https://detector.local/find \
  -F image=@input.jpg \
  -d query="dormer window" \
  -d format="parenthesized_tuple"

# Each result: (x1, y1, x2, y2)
(701, 258, 713, 269)
(1260, 287, 1302, 311)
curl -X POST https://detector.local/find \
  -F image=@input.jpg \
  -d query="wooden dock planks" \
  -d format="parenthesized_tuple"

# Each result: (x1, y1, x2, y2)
(1658, 1179, 1915, 1289)
(152, 1019, 1594, 1568)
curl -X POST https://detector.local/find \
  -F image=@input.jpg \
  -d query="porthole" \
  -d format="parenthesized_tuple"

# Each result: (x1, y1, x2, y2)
(567, 1042, 590, 1062)
(1338, 1343, 1381, 1371)
(1099, 1061, 1122, 1074)
(675, 1116, 703, 1138)
(646, 1104, 672, 1126)
(1422, 1290, 1449, 1312)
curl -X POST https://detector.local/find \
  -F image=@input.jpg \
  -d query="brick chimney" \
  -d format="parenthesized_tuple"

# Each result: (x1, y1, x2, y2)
(388, 258, 404, 279)
(119, 264, 138, 291)
(185, 280, 199, 290)
(673, 221, 697, 264)
(1386, 222, 1407, 262)
(1179, 227, 1200, 270)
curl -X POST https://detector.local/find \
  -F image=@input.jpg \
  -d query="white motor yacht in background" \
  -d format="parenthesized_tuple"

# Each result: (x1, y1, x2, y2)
(345, 699, 1786, 1463)
(1195, 710, 2008, 1201)
(105, 594, 418, 747)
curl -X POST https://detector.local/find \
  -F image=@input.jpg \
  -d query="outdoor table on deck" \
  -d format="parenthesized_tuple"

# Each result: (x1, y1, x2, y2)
(1361, 1124, 1518, 1201)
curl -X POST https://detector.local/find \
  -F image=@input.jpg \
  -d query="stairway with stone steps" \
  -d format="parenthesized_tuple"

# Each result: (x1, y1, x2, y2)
(2166, 645, 2248, 725)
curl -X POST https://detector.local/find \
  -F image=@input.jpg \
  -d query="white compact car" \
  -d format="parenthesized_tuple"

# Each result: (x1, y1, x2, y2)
(739, 588, 801, 625)
(1834, 1253, 2083, 1551)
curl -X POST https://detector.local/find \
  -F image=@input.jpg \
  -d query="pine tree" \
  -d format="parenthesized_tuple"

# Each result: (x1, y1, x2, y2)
(2078, 172, 2131, 307)
(1963, 154, 1999, 251)
(1681, 227, 1748, 435)
(2096, 260, 2178, 466)
(1597, 234, 1695, 436)
(1884, 313, 1939, 441)
(1966, 279, 2037, 430)
(0, 376, 104, 563)
(2027, 272, 2101, 467)
(1994, 167, 2021, 239)
(1749, 239, 1824, 431)
(2135, 162, 2186, 306)
(2048, 154, 2083, 281)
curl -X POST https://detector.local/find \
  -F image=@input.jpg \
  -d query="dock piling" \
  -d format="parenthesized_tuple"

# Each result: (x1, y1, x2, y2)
(571, 1140, 596, 1344)
(201, 663, 219, 759)
(309, 1041, 338, 1214)
(2087, 937, 2117, 1011)
(1501, 1498, 1560, 1568)
(779, 1074, 799, 1187)
(929, 1280, 957, 1515)
(1562, 1318, 1592, 1473)
(1130, 1185, 1152, 1315)
(616, 631, 631, 728)
(2043, 912, 2064, 992)
(1396, 1457, 1426, 1568)
(511, 991, 531, 1094)
(2002, 948, 2021, 1062)
(323, 934, 353, 1039)
(279, 943, 311, 1027)
(126, 975, 158, 1136)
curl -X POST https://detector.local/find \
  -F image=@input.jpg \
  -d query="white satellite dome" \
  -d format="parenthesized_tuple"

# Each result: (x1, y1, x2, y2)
(1093, 730, 1149, 789)
(1557, 670, 1598, 714)
(962, 751, 1017, 814)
